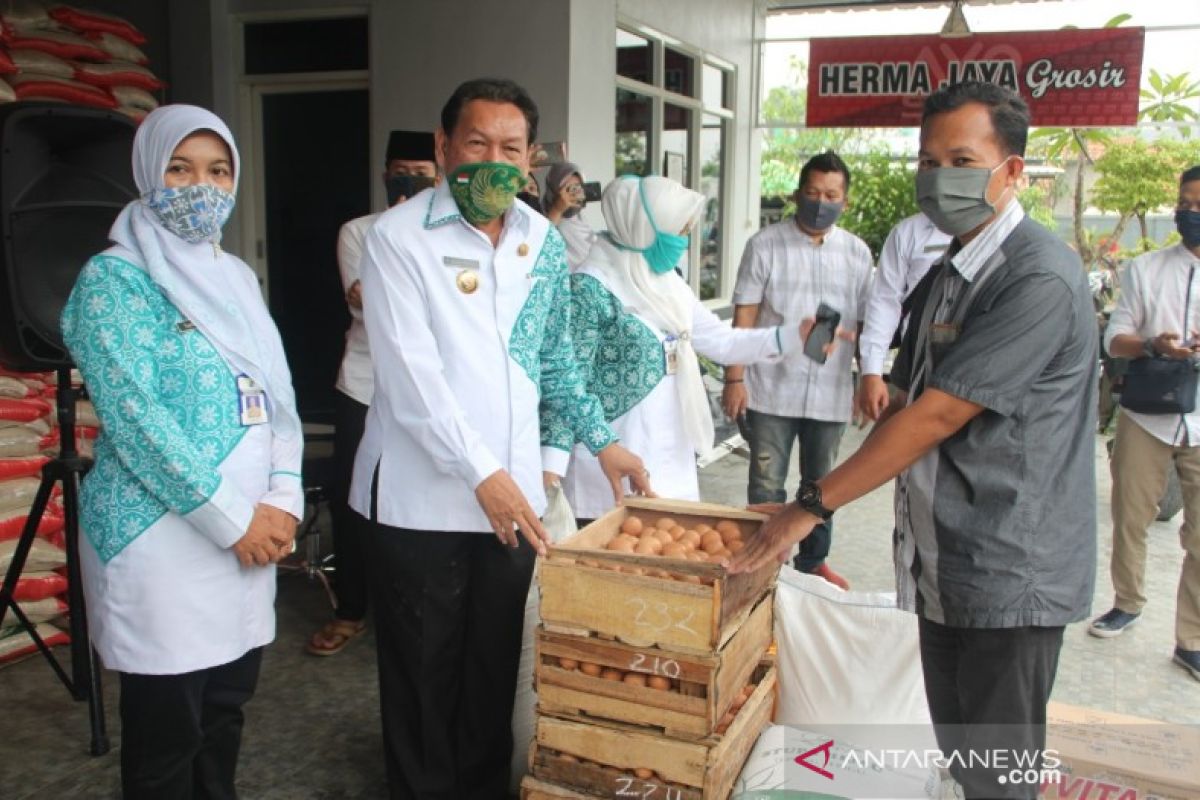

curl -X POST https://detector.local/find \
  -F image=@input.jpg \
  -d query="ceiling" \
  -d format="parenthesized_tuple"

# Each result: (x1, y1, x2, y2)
(768, 0, 1050, 10)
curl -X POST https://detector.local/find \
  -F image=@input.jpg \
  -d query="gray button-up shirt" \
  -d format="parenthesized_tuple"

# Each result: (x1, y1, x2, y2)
(891, 212, 1097, 628)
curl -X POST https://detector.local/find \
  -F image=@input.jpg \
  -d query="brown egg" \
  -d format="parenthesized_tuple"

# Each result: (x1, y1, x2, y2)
(580, 662, 602, 677)
(622, 566, 645, 576)
(633, 767, 656, 779)
(701, 536, 725, 555)
(661, 542, 687, 559)
(653, 529, 674, 545)
(717, 710, 735, 729)
(669, 525, 686, 541)
(731, 692, 748, 709)
(719, 528, 743, 546)
(707, 551, 728, 564)
(715, 520, 740, 537)
(579, 558, 601, 569)
(620, 516, 644, 536)
(679, 574, 702, 584)
(635, 539, 658, 556)
(558, 657, 579, 671)
(680, 531, 700, 547)
(608, 537, 636, 553)
(647, 675, 672, 691)
(656, 517, 677, 531)
(622, 672, 647, 688)
(559, 752, 579, 763)
(727, 540, 745, 554)
(688, 551, 708, 562)
(601, 668, 624, 682)
(741, 683, 756, 698)
(651, 568, 672, 578)
(695, 523, 712, 534)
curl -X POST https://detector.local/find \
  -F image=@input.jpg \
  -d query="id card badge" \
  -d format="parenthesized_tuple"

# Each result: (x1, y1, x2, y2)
(663, 335, 680, 375)
(237, 374, 269, 426)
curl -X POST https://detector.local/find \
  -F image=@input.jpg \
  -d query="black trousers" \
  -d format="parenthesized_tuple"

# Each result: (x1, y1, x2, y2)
(919, 619, 1064, 800)
(118, 647, 263, 800)
(365, 520, 536, 799)
(331, 391, 369, 621)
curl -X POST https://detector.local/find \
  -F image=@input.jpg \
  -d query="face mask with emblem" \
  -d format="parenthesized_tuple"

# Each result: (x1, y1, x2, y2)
(916, 157, 1014, 237)
(144, 183, 236, 244)
(447, 161, 526, 224)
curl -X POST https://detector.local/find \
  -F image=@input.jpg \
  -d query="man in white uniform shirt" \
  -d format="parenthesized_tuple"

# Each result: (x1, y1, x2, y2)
(1094, 165, 1200, 683)
(723, 151, 873, 590)
(856, 212, 951, 421)
(349, 78, 649, 798)
(307, 131, 437, 657)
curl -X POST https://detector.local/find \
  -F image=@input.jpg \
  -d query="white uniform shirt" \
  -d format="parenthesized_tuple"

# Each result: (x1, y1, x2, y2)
(859, 213, 952, 376)
(334, 211, 380, 405)
(1105, 243, 1200, 446)
(349, 186, 611, 532)
(562, 285, 799, 519)
(732, 221, 874, 422)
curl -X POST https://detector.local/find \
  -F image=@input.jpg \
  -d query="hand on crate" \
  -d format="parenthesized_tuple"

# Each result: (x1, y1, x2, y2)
(726, 502, 821, 574)
(475, 469, 549, 555)
(596, 442, 655, 503)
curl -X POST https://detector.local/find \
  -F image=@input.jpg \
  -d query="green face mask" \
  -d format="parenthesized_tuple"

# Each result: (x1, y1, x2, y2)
(447, 161, 526, 224)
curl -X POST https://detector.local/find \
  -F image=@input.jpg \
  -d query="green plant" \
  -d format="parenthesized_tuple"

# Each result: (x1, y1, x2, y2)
(1140, 69, 1200, 136)
(838, 152, 919, 257)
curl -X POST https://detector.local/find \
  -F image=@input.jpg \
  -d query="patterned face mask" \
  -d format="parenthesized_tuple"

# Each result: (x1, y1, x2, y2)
(145, 183, 236, 244)
(447, 161, 526, 225)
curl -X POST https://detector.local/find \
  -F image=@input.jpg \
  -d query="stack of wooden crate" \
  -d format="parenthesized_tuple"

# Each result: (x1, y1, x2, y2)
(522, 498, 779, 800)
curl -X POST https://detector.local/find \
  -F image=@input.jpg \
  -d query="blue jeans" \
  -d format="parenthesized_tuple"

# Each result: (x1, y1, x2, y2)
(745, 409, 846, 573)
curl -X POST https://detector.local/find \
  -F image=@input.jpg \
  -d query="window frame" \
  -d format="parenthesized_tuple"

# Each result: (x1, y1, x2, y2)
(616, 21, 736, 302)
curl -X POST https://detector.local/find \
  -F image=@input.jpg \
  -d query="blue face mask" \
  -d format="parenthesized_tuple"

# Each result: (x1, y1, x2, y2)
(619, 178, 689, 274)
(145, 183, 236, 244)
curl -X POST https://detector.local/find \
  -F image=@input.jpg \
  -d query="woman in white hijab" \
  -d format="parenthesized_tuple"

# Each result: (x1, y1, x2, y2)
(543, 175, 805, 520)
(60, 104, 303, 799)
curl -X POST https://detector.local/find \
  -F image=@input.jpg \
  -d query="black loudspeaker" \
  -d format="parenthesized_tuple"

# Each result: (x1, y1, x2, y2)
(0, 102, 136, 371)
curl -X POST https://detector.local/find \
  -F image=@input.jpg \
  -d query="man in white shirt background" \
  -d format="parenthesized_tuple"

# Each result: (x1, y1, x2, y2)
(856, 212, 951, 422)
(722, 151, 873, 589)
(306, 131, 438, 657)
(1094, 164, 1200, 683)
(349, 78, 649, 797)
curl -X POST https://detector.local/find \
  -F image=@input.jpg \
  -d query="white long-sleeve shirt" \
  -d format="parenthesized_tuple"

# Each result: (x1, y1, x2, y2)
(859, 213, 951, 376)
(1105, 243, 1200, 445)
(348, 186, 613, 532)
(334, 211, 380, 405)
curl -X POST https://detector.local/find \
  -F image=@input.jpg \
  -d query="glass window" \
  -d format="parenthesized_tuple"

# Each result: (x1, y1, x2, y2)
(616, 29, 652, 83)
(698, 114, 726, 300)
(615, 89, 652, 176)
(662, 103, 693, 186)
(664, 48, 695, 97)
(244, 17, 367, 74)
(703, 63, 730, 110)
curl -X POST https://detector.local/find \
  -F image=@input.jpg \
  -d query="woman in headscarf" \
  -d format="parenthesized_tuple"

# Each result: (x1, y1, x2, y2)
(60, 104, 303, 799)
(542, 160, 597, 268)
(542, 175, 806, 520)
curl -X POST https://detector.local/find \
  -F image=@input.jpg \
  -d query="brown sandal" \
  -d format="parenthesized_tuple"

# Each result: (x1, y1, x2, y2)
(305, 619, 366, 656)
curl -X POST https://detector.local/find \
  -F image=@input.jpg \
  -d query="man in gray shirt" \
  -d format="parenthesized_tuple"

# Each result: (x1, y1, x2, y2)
(731, 81, 1096, 799)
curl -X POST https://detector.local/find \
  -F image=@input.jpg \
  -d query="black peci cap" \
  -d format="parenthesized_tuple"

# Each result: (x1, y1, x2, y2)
(385, 130, 435, 165)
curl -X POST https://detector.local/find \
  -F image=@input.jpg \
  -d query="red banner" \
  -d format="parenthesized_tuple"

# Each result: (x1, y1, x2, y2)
(806, 27, 1144, 128)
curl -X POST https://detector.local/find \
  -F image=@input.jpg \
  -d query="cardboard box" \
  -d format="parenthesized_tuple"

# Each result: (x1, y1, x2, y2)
(1041, 702, 1200, 800)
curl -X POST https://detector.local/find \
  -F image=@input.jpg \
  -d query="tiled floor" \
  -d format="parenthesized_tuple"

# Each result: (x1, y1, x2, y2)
(1, 427, 1196, 798)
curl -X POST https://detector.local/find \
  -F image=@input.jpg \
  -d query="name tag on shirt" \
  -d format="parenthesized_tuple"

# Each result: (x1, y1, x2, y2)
(443, 256, 480, 270)
(663, 335, 680, 375)
(924, 243, 949, 254)
(237, 374, 269, 426)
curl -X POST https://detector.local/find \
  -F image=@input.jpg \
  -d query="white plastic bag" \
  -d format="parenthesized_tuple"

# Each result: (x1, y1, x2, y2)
(509, 484, 577, 792)
(774, 566, 930, 726)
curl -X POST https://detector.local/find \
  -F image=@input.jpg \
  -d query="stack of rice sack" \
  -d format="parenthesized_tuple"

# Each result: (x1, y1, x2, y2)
(0, 0, 163, 121)
(0, 368, 69, 667)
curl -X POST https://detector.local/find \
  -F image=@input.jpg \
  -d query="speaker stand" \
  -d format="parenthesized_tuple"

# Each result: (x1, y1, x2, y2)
(0, 368, 109, 756)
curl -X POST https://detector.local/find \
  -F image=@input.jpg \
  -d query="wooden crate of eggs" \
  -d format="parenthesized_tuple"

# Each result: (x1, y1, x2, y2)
(524, 660, 778, 800)
(538, 498, 778, 655)
(534, 590, 771, 740)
